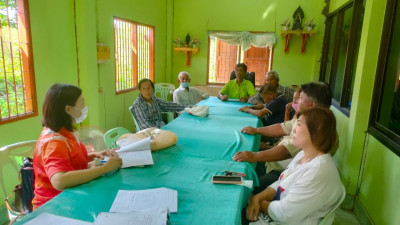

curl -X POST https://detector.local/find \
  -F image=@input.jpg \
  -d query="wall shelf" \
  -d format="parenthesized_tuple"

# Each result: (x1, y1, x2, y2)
(173, 47, 200, 67)
(281, 30, 316, 54)
(174, 47, 200, 53)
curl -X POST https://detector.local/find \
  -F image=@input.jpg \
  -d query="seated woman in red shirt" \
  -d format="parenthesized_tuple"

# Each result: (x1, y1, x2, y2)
(32, 84, 122, 209)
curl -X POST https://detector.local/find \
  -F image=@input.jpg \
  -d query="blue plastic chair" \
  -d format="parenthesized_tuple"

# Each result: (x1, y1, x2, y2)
(103, 127, 131, 149)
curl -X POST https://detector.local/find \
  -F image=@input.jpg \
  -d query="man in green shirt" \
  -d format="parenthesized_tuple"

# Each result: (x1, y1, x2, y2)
(218, 63, 257, 102)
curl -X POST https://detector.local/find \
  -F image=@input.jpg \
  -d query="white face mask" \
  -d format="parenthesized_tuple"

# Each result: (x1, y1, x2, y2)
(180, 82, 190, 88)
(72, 105, 88, 123)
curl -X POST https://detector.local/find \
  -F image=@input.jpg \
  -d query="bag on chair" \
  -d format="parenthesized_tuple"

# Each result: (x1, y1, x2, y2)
(5, 158, 35, 218)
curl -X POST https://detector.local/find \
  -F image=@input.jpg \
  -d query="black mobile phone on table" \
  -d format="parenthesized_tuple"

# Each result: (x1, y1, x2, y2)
(212, 175, 242, 184)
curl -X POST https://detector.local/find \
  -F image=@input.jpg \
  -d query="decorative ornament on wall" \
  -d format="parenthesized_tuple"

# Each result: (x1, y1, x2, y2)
(173, 33, 200, 67)
(280, 6, 316, 54)
(97, 43, 110, 64)
(304, 18, 316, 31)
(185, 33, 191, 46)
(281, 18, 291, 31)
(292, 6, 304, 30)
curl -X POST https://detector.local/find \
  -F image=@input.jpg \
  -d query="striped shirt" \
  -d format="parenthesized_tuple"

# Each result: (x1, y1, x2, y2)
(248, 84, 294, 105)
(132, 94, 185, 129)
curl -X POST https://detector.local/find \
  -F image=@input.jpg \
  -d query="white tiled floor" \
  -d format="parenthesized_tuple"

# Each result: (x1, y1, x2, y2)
(333, 208, 361, 225)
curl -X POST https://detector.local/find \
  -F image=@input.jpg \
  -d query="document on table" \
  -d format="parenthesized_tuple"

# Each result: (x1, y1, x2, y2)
(109, 188, 178, 213)
(107, 137, 153, 168)
(94, 208, 168, 225)
(228, 98, 240, 102)
(24, 212, 92, 225)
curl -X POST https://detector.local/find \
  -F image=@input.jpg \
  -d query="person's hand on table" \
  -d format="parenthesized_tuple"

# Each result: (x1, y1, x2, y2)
(232, 151, 257, 162)
(241, 126, 257, 134)
(91, 149, 119, 160)
(220, 95, 228, 101)
(240, 96, 249, 102)
(103, 157, 123, 173)
(239, 106, 250, 112)
(246, 194, 260, 221)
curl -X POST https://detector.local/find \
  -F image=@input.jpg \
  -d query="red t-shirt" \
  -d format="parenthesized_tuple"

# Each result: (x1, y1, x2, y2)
(32, 127, 88, 208)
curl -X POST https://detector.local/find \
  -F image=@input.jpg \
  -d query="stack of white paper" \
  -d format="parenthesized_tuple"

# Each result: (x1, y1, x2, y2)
(24, 212, 92, 225)
(110, 188, 178, 213)
(106, 137, 154, 168)
(94, 208, 168, 225)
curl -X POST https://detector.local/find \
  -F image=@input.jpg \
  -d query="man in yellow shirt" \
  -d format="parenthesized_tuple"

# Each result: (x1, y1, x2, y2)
(218, 63, 257, 102)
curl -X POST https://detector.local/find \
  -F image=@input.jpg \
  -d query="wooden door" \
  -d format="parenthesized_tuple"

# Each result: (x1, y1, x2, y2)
(243, 46, 270, 86)
(215, 40, 238, 83)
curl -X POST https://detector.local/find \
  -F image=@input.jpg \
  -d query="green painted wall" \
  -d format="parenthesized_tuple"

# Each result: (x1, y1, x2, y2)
(329, 0, 351, 12)
(359, 135, 400, 225)
(76, 0, 102, 128)
(330, 0, 400, 224)
(95, 0, 168, 132)
(0, 0, 79, 200)
(0, 0, 79, 144)
(1, 1, 400, 224)
(172, 0, 327, 87)
(0, 0, 170, 209)
(356, 0, 400, 223)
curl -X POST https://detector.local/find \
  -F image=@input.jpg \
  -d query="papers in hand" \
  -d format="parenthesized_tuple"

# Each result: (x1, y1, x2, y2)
(24, 212, 92, 225)
(107, 137, 154, 168)
(110, 188, 178, 213)
(94, 208, 168, 225)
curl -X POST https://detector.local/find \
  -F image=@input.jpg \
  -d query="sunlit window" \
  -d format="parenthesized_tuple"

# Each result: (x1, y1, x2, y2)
(0, 0, 37, 124)
(113, 17, 154, 93)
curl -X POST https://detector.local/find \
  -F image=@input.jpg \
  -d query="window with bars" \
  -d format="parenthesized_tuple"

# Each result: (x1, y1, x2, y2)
(113, 17, 154, 93)
(0, 0, 36, 124)
(207, 37, 272, 86)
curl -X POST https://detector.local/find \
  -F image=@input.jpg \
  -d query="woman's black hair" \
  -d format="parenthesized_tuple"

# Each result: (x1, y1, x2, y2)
(42, 83, 82, 132)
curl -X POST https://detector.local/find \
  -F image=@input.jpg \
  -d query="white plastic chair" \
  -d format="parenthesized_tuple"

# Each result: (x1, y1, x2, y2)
(154, 83, 175, 101)
(77, 125, 107, 153)
(0, 140, 36, 222)
(154, 83, 175, 123)
(319, 185, 346, 225)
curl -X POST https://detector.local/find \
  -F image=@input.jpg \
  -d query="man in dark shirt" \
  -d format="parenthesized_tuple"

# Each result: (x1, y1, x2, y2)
(248, 71, 294, 105)
(239, 84, 287, 126)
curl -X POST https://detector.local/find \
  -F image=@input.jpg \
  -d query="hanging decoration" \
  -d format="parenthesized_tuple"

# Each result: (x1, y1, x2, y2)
(280, 6, 317, 54)
(173, 33, 200, 67)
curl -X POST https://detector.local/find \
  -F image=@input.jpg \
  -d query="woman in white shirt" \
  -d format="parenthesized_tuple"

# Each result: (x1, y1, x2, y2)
(246, 107, 344, 225)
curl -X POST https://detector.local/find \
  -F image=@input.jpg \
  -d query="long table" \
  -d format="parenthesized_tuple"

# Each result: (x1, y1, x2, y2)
(16, 97, 262, 225)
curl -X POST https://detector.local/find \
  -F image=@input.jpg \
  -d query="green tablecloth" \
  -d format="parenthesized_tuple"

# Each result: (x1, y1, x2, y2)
(16, 97, 262, 225)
